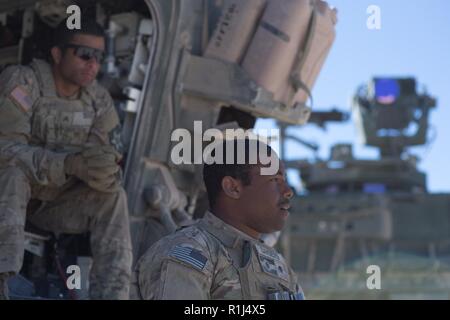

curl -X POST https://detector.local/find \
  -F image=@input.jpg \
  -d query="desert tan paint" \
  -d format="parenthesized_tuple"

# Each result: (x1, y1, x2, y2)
(289, 0, 337, 106)
(242, 0, 314, 101)
(204, 0, 267, 63)
(204, 0, 337, 111)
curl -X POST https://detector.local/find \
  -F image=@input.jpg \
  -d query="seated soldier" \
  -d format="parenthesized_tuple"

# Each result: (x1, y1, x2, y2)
(0, 19, 132, 299)
(133, 138, 304, 300)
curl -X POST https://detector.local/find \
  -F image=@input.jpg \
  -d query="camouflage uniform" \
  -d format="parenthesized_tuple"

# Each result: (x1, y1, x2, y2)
(133, 211, 304, 300)
(0, 59, 132, 299)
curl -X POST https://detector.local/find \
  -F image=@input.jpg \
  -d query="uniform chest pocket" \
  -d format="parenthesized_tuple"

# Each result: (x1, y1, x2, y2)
(58, 111, 93, 146)
(241, 244, 295, 299)
(31, 108, 56, 145)
(236, 244, 284, 299)
(254, 244, 289, 282)
(31, 106, 94, 147)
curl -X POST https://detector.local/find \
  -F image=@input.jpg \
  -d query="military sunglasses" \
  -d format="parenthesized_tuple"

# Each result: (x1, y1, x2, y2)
(62, 44, 105, 63)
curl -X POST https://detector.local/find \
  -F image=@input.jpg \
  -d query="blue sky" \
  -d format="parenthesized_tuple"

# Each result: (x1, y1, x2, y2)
(256, 0, 450, 193)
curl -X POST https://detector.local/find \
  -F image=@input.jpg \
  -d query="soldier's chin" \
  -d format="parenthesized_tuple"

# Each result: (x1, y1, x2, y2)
(78, 75, 95, 87)
(271, 219, 286, 232)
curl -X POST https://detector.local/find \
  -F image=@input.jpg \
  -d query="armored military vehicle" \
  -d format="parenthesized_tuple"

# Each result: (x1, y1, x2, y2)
(285, 77, 450, 299)
(0, 0, 337, 298)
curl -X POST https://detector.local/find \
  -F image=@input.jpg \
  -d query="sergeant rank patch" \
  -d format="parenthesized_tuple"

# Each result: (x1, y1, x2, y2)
(168, 245, 207, 271)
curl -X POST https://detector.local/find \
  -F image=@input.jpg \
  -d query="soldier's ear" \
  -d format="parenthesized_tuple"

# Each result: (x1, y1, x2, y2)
(221, 176, 242, 200)
(50, 46, 62, 65)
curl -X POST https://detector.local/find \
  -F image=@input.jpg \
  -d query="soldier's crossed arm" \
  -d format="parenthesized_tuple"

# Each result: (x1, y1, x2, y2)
(88, 86, 123, 155)
(0, 66, 38, 136)
(0, 66, 68, 187)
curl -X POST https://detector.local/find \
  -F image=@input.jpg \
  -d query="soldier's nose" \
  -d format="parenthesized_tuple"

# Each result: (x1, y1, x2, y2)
(283, 184, 294, 199)
(86, 58, 99, 69)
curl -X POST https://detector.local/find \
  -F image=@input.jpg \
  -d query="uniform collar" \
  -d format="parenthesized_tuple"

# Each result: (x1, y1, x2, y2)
(80, 83, 97, 106)
(31, 59, 58, 97)
(199, 211, 262, 249)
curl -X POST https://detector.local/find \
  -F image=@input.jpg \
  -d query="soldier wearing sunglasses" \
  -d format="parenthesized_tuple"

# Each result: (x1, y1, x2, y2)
(0, 19, 132, 299)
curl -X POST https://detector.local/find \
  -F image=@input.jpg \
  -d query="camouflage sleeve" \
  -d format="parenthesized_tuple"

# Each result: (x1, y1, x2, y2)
(88, 85, 123, 155)
(0, 65, 68, 187)
(137, 237, 214, 300)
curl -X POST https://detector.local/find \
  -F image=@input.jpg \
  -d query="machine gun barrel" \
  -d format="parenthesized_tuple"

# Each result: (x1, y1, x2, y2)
(308, 108, 349, 127)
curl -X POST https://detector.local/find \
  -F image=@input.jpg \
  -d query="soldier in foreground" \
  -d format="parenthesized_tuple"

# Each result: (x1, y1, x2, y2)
(134, 139, 304, 300)
(0, 19, 132, 299)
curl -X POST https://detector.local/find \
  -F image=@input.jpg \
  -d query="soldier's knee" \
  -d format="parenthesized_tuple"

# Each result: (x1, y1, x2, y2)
(115, 186, 127, 202)
(101, 186, 127, 204)
(0, 166, 30, 202)
(112, 187, 129, 217)
(90, 186, 129, 219)
(0, 166, 29, 185)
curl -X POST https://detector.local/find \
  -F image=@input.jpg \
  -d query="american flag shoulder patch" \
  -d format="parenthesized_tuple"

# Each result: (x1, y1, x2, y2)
(9, 86, 33, 112)
(168, 245, 208, 271)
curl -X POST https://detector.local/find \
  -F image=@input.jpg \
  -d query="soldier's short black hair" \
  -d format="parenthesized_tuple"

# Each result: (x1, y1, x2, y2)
(52, 18, 105, 48)
(202, 138, 273, 209)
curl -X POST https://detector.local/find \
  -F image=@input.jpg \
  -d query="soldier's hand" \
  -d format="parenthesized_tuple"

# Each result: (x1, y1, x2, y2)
(64, 146, 122, 193)
(84, 145, 123, 163)
(84, 148, 122, 193)
(82, 145, 122, 162)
